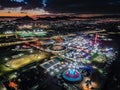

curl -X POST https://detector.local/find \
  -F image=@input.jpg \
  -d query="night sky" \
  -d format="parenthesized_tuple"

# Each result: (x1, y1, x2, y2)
(0, 0, 120, 13)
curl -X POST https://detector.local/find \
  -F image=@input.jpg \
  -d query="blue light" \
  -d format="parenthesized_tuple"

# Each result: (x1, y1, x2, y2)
(42, 0, 47, 7)
(11, 0, 24, 3)
(69, 69, 75, 75)
(62, 69, 82, 82)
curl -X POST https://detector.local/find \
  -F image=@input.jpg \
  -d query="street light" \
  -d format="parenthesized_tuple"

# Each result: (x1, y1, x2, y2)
(4, 58, 9, 61)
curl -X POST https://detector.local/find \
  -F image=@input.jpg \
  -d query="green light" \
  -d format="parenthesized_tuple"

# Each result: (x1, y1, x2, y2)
(98, 69, 103, 74)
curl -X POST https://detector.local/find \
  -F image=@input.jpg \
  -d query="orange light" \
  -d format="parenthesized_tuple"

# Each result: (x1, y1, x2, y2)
(8, 81, 17, 90)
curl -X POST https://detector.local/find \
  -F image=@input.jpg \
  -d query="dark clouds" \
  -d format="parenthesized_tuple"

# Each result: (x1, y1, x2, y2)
(47, 0, 120, 13)
(0, 0, 120, 13)
(0, 0, 25, 7)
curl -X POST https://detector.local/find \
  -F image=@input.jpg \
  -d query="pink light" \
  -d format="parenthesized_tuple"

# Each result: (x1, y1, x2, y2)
(94, 33, 98, 44)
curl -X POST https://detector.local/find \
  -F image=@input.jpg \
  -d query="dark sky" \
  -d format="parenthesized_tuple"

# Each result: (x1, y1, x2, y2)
(0, 0, 120, 13)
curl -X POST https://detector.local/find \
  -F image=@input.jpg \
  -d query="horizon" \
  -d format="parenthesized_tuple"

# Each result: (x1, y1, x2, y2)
(1, 0, 120, 17)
